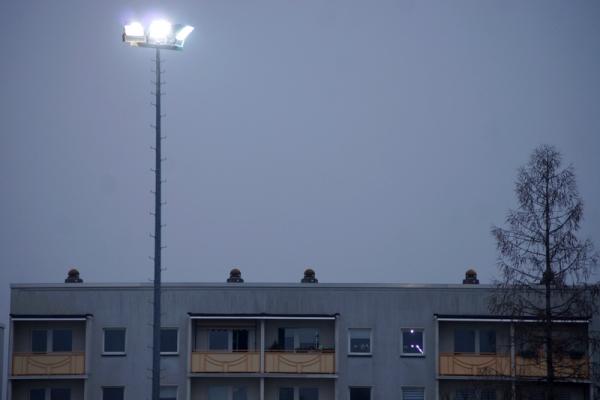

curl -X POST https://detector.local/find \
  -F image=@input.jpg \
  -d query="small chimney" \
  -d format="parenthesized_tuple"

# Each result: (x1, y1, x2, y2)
(227, 268, 244, 283)
(65, 268, 83, 283)
(301, 268, 318, 283)
(463, 268, 479, 284)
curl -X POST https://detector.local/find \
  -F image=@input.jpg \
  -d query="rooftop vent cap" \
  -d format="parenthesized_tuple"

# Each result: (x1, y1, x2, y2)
(463, 268, 479, 284)
(227, 268, 244, 283)
(65, 268, 83, 283)
(301, 268, 318, 283)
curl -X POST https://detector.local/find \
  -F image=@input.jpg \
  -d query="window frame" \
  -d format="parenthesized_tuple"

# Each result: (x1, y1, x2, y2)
(102, 386, 126, 400)
(401, 386, 425, 400)
(159, 385, 178, 400)
(31, 330, 48, 353)
(160, 327, 179, 355)
(51, 329, 73, 352)
(400, 328, 425, 357)
(348, 328, 373, 356)
(29, 388, 46, 400)
(349, 386, 372, 400)
(103, 328, 127, 356)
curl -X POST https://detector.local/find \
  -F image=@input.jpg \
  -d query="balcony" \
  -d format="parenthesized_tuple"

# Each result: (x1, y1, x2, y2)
(265, 351, 335, 374)
(516, 355, 589, 379)
(439, 353, 511, 377)
(191, 352, 260, 373)
(12, 352, 85, 376)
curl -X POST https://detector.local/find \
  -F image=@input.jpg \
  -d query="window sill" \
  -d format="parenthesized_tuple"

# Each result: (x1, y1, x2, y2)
(102, 352, 126, 357)
(401, 354, 425, 358)
(160, 352, 179, 356)
(348, 353, 372, 357)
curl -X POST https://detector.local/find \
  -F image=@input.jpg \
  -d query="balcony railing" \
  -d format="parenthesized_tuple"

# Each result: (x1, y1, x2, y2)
(12, 352, 85, 376)
(265, 351, 335, 374)
(191, 352, 260, 373)
(516, 356, 589, 379)
(439, 353, 511, 376)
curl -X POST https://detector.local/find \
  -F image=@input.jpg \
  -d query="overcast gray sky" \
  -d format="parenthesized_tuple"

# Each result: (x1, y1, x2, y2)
(1, 0, 599, 325)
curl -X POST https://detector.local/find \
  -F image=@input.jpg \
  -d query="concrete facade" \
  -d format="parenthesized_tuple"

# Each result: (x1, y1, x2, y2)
(7, 281, 596, 400)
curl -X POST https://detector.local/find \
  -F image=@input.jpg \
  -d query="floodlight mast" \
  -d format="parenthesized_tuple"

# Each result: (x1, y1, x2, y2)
(122, 20, 193, 400)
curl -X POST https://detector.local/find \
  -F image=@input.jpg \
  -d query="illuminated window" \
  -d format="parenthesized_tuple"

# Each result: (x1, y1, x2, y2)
(401, 328, 425, 356)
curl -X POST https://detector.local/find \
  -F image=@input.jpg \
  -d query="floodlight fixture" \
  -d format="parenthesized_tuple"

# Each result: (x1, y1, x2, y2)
(121, 15, 193, 400)
(123, 19, 194, 50)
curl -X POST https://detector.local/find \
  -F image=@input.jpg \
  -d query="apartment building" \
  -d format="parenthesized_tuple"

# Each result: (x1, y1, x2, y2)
(6, 269, 595, 400)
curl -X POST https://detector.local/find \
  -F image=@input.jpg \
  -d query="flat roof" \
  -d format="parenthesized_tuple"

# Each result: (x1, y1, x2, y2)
(10, 282, 496, 289)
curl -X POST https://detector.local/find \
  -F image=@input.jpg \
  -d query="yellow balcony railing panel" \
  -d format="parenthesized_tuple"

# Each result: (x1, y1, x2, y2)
(439, 353, 511, 376)
(516, 356, 589, 379)
(12, 353, 85, 376)
(191, 352, 260, 373)
(265, 351, 335, 374)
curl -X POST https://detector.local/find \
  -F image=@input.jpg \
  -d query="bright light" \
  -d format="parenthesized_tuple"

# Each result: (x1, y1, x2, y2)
(148, 19, 172, 42)
(175, 25, 194, 41)
(124, 21, 144, 37)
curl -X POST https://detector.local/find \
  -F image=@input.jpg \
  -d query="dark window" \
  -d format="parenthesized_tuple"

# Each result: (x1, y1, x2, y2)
(160, 386, 177, 400)
(232, 329, 249, 351)
(209, 330, 229, 351)
(480, 330, 496, 353)
(232, 387, 247, 400)
(454, 330, 475, 353)
(52, 330, 72, 352)
(279, 388, 294, 400)
(349, 329, 371, 354)
(455, 389, 474, 400)
(402, 329, 424, 355)
(32, 330, 47, 352)
(278, 328, 295, 351)
(103, 387, 125, 400)
(208, 386, 227, 400)
(297, 328, 319, 350)
(402, 387, 424, 400)
(160, 328, 178, 353)
(104, 329, 126, 353)
(30, 389, 45, 400)
(299, 388, 318, 400)
(350, 387, 371, 400)
(50, 388, 71, 400)
(481, 389, 496, 400)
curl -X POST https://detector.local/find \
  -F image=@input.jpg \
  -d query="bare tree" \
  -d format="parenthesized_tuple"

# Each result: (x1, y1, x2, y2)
(489, 145, 598, 400)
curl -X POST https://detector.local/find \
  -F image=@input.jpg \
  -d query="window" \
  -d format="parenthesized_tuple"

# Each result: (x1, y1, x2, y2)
(277, 328, 320, 351)
(279, 388, 294, 400)
(455, 389, 474, 400)
(454, 329, 475, 353)
(32, 330, 47, 352)
(103, 387, 125, 400)
(402, 387, 424, 400)
(349, 387, 371, 400)
(52, 330, 72, 352)
(232, 330, 249, 351)
(160, 386, 177, 400)
(160, 328, 178, 354)
(402, 328, 424, 355)
(208, 386, 228, 400)
(50, 389, 71, 400)
(208, 329, 249, 351)
(30, 389, 45, 400)
(104, 329, 126, 354)
(299, 388, 318, 400)
(480, 330, 496, 353)
(232, 387, 247, 400)
(348, 329, 372, 355)
(209, 330, 229, 351)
